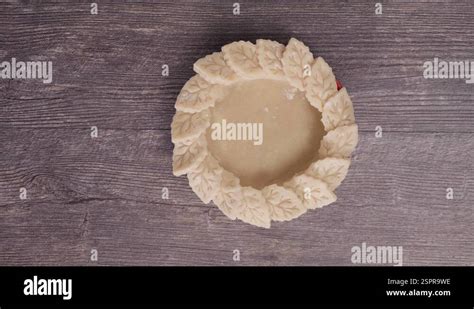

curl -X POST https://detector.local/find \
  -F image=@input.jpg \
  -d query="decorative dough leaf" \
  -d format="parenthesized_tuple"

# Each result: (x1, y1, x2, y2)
(319, 124, 358, 159)
(236, 187, 271, 228)
(193, 52, 238, 85)
(187, 154, 223, 204)
(284, 174, 336, 210)
(171, 110, 210, 143)
(213, 170, 242, 220)
(172, 135, 207, 176)
(222, 41, 264, 79)
(304, 57, 338, 111)
(262, 184, 306, 222)
(321, 87, 355, 131)
(175, 75, 223, 112)
(305, 157, 351, 191)
(256, 39, 285, 79)
(282, 38, 314, 91)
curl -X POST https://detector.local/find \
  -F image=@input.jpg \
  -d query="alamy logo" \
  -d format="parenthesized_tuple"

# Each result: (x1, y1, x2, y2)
(211, 119, 263, 146)
(423, 57, 474, 84)
(351, 242, 403, 266)
(1, 58, 53, 84)
(24, 276, 72, 300)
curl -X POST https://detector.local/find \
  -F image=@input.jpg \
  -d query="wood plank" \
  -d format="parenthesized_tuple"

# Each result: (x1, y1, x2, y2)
(0, 1, 473, 132)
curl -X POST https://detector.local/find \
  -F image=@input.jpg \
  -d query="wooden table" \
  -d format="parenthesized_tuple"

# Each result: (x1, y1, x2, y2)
(0, 1, 472, 265)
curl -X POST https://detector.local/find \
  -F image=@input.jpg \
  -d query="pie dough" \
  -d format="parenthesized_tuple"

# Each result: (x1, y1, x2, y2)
(172, 38, 358, 228)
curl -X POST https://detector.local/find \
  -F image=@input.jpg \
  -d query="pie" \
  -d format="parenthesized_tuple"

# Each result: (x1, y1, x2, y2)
(171, 38, 358, 228)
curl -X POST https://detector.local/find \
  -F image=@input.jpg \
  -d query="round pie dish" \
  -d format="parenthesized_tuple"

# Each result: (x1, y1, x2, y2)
(171, 38, 358, 228)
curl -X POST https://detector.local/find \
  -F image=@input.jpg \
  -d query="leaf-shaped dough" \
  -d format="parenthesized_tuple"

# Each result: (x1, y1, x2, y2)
(213, 170, 242, 220)
(187, 154, 223, 204)
(319, 124, 358, 159)
(171, 110, 210, 143)
(172, 135, 207, 176)
(321, 87, 355, 131)
(305, 157, 351, 191)
(262, 184, 306, 222)
(304, 57, 338, 111)
(222, 41, 264, 79)
(284, 174, 336, 210)
(236, 187, 271, 228)
(193, 52, 238, 85)
(256, 39, 285, 79)
(282, 38, 314, 91)
(175, 75, 223, 113)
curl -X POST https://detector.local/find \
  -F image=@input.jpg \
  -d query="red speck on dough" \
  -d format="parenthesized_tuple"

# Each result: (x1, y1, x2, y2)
(336, 80, 343, 90)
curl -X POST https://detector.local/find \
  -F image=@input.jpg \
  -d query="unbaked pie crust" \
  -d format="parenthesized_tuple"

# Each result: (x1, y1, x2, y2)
(171, 38, 358, 228)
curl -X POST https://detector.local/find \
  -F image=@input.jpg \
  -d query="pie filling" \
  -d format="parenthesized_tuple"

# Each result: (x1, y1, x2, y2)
(207, 79, 325, 189)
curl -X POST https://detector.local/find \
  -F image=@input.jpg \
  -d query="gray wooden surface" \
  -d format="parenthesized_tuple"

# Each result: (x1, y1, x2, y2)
(0, 1, 473, 266)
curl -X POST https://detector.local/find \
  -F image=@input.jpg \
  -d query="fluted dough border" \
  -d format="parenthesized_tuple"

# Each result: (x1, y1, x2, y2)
(171, 38, 358, 228)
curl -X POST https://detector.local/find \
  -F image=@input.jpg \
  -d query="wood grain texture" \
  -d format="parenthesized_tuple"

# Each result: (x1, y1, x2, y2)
(0, 1, 473, 266)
